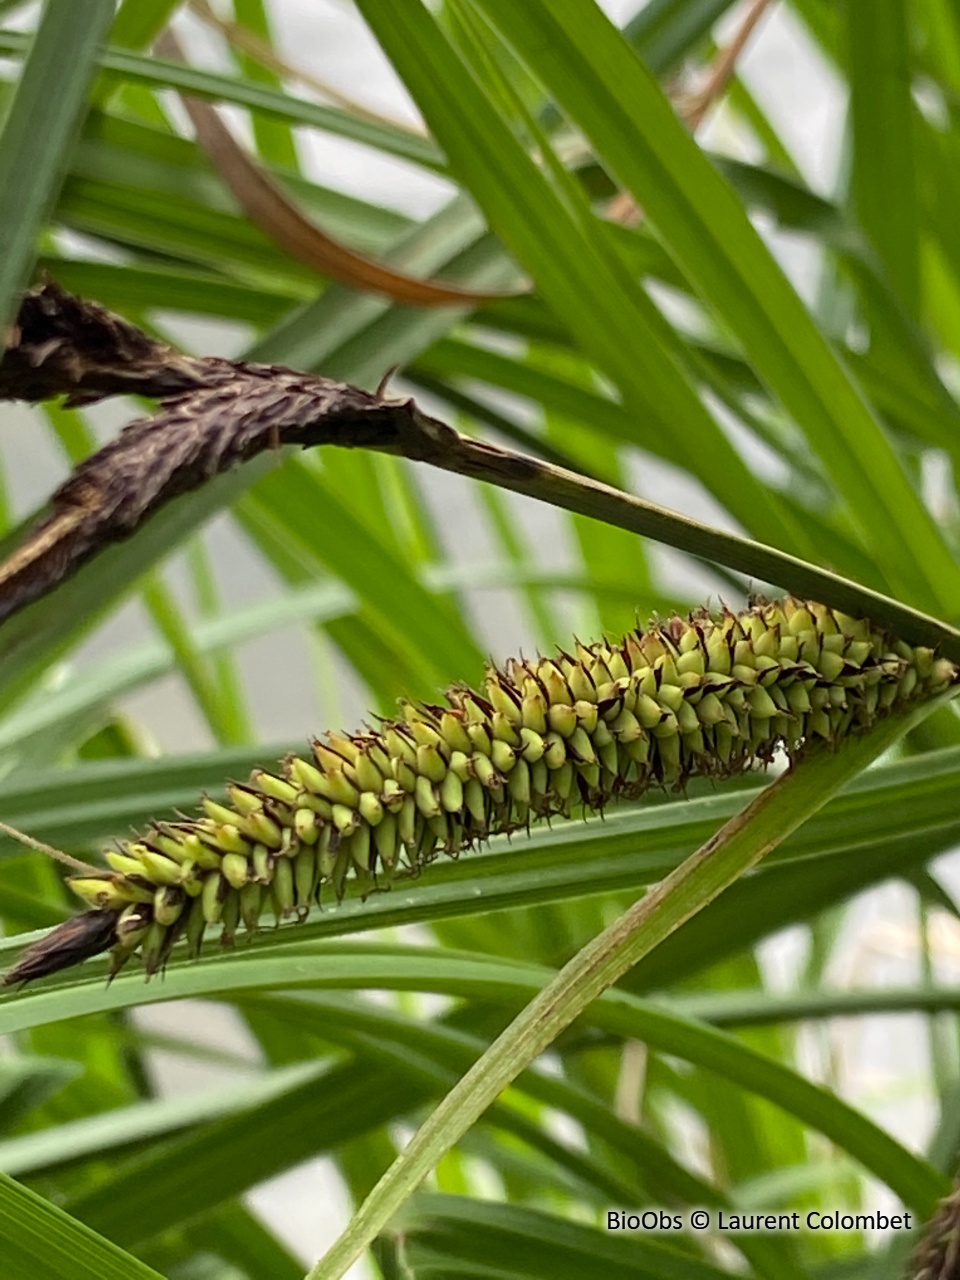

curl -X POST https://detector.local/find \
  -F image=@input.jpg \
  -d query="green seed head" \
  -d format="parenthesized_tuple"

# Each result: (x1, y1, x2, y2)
(3, 596, 956, 987)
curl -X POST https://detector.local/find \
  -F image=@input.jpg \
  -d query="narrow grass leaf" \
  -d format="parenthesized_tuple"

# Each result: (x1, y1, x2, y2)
(0, 1169, 166, 1280)
(352, 0, 809, 562)
(310, 698, 949, 1278)
(846, 0, 921, 316)
(396, 1195, 733, 1280)
(0, 0, 115, 335)
(469, 0, 960, 617)
(0, 30, 441, 171)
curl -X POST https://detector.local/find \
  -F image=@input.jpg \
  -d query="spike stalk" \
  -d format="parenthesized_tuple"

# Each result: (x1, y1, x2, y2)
(308, 689, 956, 1279)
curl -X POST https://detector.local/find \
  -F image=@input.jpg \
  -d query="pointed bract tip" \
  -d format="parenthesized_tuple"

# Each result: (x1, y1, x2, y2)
(2, 909, 121, 986)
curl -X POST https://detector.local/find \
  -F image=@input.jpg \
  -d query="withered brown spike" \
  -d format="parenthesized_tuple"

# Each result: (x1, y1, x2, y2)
(1, 909, 122, 986)
(0, 282, 451, 627)
(1, 282, 205, 404)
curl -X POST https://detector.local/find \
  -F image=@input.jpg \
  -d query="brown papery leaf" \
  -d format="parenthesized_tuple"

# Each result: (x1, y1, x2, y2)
(155, 31, 523, 308)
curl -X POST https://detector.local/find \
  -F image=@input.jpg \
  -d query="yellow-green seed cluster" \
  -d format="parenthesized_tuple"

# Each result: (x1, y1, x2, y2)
(67, 597, 957, 977)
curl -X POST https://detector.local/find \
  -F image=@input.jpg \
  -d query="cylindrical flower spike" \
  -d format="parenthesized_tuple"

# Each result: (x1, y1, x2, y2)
(3, 597, 957, 986)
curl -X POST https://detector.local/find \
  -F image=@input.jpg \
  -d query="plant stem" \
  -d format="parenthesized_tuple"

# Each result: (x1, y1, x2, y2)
(307, 693, 952, 1279)
(419, 425, 960, 663)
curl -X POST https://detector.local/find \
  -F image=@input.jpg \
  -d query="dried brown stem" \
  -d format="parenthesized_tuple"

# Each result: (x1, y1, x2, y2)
(681, 0, 776, 131)
(0, 819, 102, 876)
(608, 0, 776, 225)
(186, 0, 420, 136)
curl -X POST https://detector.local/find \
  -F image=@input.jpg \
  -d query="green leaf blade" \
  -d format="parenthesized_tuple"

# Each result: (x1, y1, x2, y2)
(468, 0, 960, 616)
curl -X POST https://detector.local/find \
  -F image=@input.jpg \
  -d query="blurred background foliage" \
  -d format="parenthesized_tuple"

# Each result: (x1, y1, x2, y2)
(2, 1, 960, 1277)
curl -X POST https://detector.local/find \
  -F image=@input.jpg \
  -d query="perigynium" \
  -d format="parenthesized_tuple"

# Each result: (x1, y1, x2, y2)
(4, 595, 956, 985)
